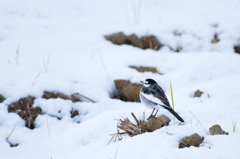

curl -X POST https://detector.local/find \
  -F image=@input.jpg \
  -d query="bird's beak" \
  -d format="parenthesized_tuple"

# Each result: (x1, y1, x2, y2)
(140, 81, 144, 84)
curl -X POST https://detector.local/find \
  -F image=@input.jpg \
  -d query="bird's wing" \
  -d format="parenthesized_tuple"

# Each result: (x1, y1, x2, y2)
(151, 85, 171, 108)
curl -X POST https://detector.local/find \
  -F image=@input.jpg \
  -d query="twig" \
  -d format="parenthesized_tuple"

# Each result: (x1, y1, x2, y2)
(26, 103, 33, 128)
(99, 52, 110, 80)
(189, 111, 202, 126)
(166, 132, 173, 135)
(131, 112, 139, 126)
(46, 115, 51, 137)
(15, 45, 20, 65)
(43, 53, 50, 72)
(73, 93, 96, 103)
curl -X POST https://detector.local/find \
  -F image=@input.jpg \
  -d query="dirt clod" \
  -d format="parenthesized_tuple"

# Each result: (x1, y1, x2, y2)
(147, 115, 170, 132)
(209, 124, 229, 135)
(0, 94, 5, 103)
(179, 133, 204, 148)
(8, 96, 42, 129)
(112, 80, 142, 102)
(105, 32, 162, 50)
(194, 89, 204, 97)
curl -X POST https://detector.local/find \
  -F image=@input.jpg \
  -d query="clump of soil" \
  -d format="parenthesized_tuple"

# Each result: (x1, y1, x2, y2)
(109, 113, 170, 143)
(0, 94, 5, 103)
(179, 133, 204, 148)
(129, 66, 159, 74)
(147, 115, 170, 132)
(8, 96, 42, 129)
(234, 44, 240, 54)
(193, 89, 204, 97)
(209, 124, 229, 135)
(105, 32, 162, 50)
(42, 91, 95, 103)
(111, 80, 142, 102)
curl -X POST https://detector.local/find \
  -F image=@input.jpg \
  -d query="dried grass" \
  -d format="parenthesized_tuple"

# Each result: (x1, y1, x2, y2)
(109, 113, 169, 144)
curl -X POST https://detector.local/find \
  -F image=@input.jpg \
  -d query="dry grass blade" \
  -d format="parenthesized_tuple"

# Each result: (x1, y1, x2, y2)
(6, 123, 18, 141)
(189, 111, 202, 126)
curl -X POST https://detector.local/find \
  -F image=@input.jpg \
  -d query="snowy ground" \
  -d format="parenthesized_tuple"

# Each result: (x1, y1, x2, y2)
(1, 0, 240, 158)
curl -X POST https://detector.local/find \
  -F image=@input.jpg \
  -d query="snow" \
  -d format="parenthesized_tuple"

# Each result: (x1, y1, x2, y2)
(1, 0, 240, 158)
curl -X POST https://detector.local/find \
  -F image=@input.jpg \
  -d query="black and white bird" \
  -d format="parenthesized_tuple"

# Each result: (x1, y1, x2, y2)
(139, 78, 184, 122)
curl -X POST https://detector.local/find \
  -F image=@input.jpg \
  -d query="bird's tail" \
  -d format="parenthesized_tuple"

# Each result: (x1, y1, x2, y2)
(167, 108, 184, 122)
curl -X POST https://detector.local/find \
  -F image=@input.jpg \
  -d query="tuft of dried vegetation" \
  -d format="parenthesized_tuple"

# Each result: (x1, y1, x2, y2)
(129, 66, 159, 74)
(111, 80, 142, 102)
(109, 113, 170, 144)
(211, 33, 220, 44)
(42, 91, 95, 103)
(8, 96, 42, 129)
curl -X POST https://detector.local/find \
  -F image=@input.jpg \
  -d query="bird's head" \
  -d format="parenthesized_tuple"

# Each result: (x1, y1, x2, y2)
(140, 78, 157, 87)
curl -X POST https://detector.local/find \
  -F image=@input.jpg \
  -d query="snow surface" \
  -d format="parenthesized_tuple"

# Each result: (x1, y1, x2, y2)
(1, 0, 240, 158)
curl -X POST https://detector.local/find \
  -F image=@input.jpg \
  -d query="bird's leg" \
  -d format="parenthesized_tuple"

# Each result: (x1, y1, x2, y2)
(150, 108, 155, 116)
(154, 109, 159, 117)
(147, 108, 155, 119)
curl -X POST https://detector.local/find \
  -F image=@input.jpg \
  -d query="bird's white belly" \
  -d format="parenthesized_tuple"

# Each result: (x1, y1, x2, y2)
(140, 92, 163, 109)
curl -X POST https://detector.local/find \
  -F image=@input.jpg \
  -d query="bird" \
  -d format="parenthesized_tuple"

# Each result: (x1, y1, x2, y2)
(139, 78, 184, 122)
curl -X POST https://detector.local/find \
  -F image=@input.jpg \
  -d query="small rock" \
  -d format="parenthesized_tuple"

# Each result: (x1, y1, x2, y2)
(129, 66, 159, 73)
(234, 44, 240, 54)
(112, 80, 142, 102)
(209, 124, 229, 135)
(179, 133, 204, 148)
(147, 115, 170, 132)
(194, 90, 204, 97)
(0, 94, 5, 103)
